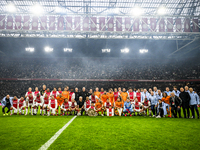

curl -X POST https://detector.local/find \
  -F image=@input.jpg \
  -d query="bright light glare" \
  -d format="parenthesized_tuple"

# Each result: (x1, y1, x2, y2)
(121, 48, 129, 53)
(25, 47, 34, 52)
(7, 3, 16, 12)
(139, 49, 148, 53)
(30, 4, 43, 15)
(102, 49, 111, 53)
(44, 46, 53, 52)
(64, 48, 73, 52)
(157, 7, 166, 15)
(109, 8, 120, 14)
(131, 7, 143, 16)
(55, 7, 65, 13)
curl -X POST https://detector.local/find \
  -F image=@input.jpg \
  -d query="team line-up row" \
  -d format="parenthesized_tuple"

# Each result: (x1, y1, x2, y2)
(1, 85, 199, 118)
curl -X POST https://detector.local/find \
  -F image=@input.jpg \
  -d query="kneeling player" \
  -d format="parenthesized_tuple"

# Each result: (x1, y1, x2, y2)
(156, 99, 167, 118)
(84, 97, 91, 115)
(142, 98, 151, 116)
(61, 98, 71, 116)
(104, 99, 113, 116)
(123, 98, 133, 116)
(114, 97, 123, 116)
(11, 96, 18, 115)
(25, 93, 35, 115)
(132, 98, 143, 116)
(47, 96, 57, 116)
(42, 94, 50, 116)
(33, 93, 43, 115)
(95, 100, 104, 116)
(18, 97, 26, 115)
(70, 99, 78, 115)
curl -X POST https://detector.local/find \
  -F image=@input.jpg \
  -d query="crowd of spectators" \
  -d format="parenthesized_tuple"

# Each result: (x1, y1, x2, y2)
(0, 57, 199, 80)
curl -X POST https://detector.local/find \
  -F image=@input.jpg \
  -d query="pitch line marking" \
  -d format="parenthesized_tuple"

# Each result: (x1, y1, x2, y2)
(38, 116, 77, 150)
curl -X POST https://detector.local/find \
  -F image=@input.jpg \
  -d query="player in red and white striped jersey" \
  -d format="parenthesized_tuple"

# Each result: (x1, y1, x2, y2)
(70, 99, 78, 115)
(57, 87, 62, 94)
(11, 96, 18, 115)
(142, 98, 151, 116)
(42, 94, 50, 116)
(61, 98, 71, 116)
(131, 98, 143, 115)
(18, 97, 26, 115)
(47, 96, 57, 116)
(25, 93, 35, 115)
(104, 99, 112, 116)
(33, 87, 41, 97)
(33, 93, 43, 115)
(50, 87, 59, 99)
(84, 96, 91, 115)
(89, 93, 99, 104)
(25, 87, 34, 98)
(128, 88, 136, 102)
(113, 88, 120, 103)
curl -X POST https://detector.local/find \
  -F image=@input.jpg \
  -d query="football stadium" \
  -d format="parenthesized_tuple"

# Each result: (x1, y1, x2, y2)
(0, 0, 200, 150)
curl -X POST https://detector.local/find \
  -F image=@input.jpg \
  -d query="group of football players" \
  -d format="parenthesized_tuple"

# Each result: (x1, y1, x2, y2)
(1, 85, 199, 118)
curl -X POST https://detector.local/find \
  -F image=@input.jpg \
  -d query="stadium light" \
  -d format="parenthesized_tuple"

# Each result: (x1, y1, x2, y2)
(121, 48, 129, 53)
(157, 7, 166, 15)
(30, 4, 43, 15)
(44, 46, 53, 52)
(102, 49, 111, 53)
(131, 6, 143, 16)
(25, 47, 34, 52)
(139, 49, 148, 53)
(7, 3, 16, 13)
(64, 48, 73, 52)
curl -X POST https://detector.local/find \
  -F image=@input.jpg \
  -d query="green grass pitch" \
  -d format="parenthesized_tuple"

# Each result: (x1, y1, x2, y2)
(0, 106, 200, 150)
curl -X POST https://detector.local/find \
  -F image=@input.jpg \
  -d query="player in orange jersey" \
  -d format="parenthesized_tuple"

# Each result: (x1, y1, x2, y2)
(56, 94, 65, 116)
(101, 91, 109, 104)
(94, 87, 101, 98)
(107, 88, 114, 104)
(95, 100, 104, 116)
(62, 87, 69, 100)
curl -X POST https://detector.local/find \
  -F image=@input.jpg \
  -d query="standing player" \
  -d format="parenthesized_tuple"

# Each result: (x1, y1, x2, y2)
(162, 92, 171, 117)
(149, 92, 158, 117)
(40, 85, 47, 97)
(45, 88, 51, 97)
(101, 91, 109, 105)
(172, 86, 180, 97)
(114, 97, 123, 116)
(42, 94, 50, 116)
(62, 87, 69, 101)
(165, 87, 171, 96)
(136, 89, 141, 102)
(113, 88, 119, 103)
(25, 87, 33, 98)
(142, 98, 151, 116)
(132, 98, 143, 116)
(84, 96, 91, 115)
(107, 88, 114, 105)
(33, 87, 40, 97)
(61, 98, 71, 116)
(18, 97, 26, 115)
(33, 93, 43, 115)
(89, 93, 99, 104)
(69, 89, 75, 102)
(104, 98, 112, 116)
(58, 87, 62, 94)
(128, 88, 136, 102)
(120, 88, 128, 106)
(50, 88, 59, 99)
(100, 88, 104, 95)
(11, 96, 18, 115)
(25, 93, 35, 115)
(77, 96, 85, 115)
(141, 89, 149, 102)
(70, 99, 78, 115)
(94, 87, 101, 98)
(47, 96, 57, 116)
(153, 87, 158, 96)
(56, 94, 65, 116)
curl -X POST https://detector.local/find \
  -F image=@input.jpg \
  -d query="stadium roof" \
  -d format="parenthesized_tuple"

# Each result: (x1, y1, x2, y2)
(0, 0, 199, 16)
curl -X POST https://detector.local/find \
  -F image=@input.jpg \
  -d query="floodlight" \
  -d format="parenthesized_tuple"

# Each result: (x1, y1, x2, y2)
(7, 3, 16, 13)
(25, 47, 34, 52)
(121, 48, 129, 53)
(139, 49, 148, 53)
(131, 6, 143, 16)
(157, 7, 166, 15)
(64, 48, 73, 52)
(44, 46, 53, 52)
(30, 4, 43, 15)
(102, 49, 111, 53)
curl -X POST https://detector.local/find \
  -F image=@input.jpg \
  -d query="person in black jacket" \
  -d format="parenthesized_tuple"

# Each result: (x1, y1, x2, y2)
(74, 87, 80, 102)
(170, 92, 182, 118)
(79, 87, 89, 102)
(179, 87, 191, 118)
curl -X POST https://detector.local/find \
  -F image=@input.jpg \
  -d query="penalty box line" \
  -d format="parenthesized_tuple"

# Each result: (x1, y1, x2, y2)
(38, 116, 77, 150)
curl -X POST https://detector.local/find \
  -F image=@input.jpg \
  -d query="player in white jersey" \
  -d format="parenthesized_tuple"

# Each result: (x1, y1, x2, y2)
(42, 94, 50, 116)
(25, 87, 34, 98)
(25, 93, 35, 115)
(33, 87, 40, 97)
(50, 87, 59, 99)
(84, 96, 91, 114)
(132, 98, 143, 115)
(33, 93, 43, 115)
(142, 98, 151, 116)
(10, 96, 19, 115)
(61, 98, 72, 116)
(18, 97, 26, 115)
(47, 96, 57, 116)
